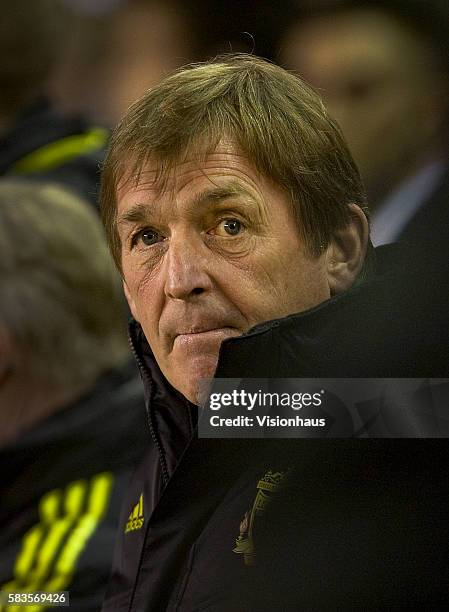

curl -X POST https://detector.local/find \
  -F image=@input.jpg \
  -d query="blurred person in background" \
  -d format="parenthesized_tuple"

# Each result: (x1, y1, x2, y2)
(280, 0, 449, 259)
(50, 0, 196, 126)
(0, 181, 146, 611)
(0, 0, 108, 206)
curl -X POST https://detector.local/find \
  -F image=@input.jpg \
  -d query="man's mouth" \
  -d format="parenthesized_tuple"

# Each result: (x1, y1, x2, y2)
(173, 326, 241, 349)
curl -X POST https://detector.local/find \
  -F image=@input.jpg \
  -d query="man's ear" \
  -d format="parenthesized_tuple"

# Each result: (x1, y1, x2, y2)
(326, 204, 369, 295)
(123, 281, 139, 322)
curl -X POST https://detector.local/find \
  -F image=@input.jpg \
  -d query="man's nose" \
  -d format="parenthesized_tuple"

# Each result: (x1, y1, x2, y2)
(164, 234, 212, 300)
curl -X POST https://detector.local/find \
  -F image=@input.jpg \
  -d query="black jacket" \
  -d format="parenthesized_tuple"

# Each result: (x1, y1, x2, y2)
(0, 98, 107, 206)
(0, 362, 147, 612)
(103, 247, 449, 611)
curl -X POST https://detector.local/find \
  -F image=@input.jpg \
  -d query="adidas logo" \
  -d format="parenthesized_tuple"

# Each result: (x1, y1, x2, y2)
(125, 493, 144, 533)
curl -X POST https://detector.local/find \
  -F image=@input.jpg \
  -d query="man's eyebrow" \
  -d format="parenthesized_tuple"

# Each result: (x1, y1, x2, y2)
(117, 183, 256, 227)
(191, 183, 256, 209)
(117, 203, 157, 227)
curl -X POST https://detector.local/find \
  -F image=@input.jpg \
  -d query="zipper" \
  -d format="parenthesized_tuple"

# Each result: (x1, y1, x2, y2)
(126, 325, 189, 612)
(128, 327, 170, 487)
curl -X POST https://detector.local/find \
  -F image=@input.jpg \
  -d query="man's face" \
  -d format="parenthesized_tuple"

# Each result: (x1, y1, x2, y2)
(281, 9, 444, 200)
(118, 144, 331, 403)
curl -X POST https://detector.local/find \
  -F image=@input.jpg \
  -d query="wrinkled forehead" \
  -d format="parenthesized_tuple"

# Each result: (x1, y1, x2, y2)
(115, 140, 263, 209)
(116, 161, 164, 205)
(115, 134, 232, 189)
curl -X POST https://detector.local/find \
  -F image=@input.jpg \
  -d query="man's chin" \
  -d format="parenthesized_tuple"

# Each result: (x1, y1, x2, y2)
(168, 355, 219, 406)
(166, 328, 242, 404)
(161, 327, 242, 405)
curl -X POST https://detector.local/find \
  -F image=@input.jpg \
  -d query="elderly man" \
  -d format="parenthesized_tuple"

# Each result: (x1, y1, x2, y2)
(101, 56, 448, 611)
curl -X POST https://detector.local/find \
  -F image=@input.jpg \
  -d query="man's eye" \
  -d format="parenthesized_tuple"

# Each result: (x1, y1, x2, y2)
(215, 218, 243, 237)
(133, 228, 162, 247)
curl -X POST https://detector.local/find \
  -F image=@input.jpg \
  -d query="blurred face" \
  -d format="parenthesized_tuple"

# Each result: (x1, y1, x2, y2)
(282, 9, 444, 201)
(118, 144, 331, 403)
(102, 4, 192, 124)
